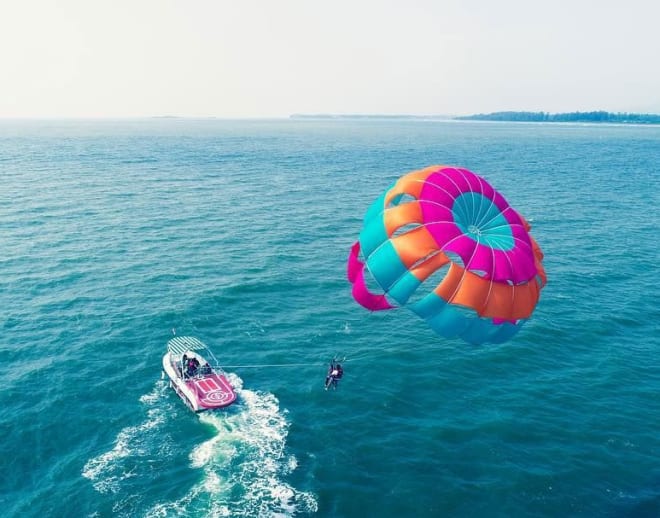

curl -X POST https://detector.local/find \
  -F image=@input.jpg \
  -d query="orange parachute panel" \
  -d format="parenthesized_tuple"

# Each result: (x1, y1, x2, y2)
(384, 165, 444, 206)
(384, 202, 424, 236)
(409, 251, 450, 283)
(390, 226, 440, 269)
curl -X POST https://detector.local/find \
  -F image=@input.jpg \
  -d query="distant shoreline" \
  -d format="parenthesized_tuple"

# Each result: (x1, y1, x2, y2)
(454, 111, 660, 124)
(291, 111, 660, 124)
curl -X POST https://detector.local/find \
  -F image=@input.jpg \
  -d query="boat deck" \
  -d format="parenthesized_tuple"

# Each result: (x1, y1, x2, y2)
(186, 373, 236, 408)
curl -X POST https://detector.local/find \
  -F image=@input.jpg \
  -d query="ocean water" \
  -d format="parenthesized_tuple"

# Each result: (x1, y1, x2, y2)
(1, 118, 658, 517)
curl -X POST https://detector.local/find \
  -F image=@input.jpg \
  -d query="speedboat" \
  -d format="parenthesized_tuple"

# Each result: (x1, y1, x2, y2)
(162, 336, 237, 412)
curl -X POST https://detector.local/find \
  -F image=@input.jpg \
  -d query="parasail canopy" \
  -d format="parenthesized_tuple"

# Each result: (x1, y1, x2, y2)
(347, 165, 546, 344)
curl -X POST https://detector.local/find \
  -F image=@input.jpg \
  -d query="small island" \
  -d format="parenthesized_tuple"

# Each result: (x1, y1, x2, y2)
(454, 111, 660, 124)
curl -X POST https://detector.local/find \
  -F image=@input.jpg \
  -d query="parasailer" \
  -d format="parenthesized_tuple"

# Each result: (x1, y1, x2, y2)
(325, 359, 344, 390)
(347, 165, 546, 345)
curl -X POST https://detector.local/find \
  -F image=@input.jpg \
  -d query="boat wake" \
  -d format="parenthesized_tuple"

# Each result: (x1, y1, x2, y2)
(82, 375, 317, 517)
(146, 373, 317, 517)
(81, 380, 173, 497)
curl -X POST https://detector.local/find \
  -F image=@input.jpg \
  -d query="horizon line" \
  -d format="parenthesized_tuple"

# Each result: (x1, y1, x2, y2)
(2, 109, 660, 121)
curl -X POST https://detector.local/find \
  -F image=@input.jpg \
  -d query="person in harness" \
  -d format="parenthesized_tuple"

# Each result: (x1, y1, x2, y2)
(325, 359, 344, 390)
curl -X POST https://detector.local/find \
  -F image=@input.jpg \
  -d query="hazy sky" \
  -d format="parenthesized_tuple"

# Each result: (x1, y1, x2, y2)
(1, 0, 659, 118)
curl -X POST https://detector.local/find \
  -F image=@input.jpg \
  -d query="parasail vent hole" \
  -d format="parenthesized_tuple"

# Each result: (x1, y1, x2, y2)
(392, 222, 422, 238)
(387, 193, 417, 208)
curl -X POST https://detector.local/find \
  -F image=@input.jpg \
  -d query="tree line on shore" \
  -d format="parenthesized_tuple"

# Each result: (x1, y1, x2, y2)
(454, 111, 660, 123)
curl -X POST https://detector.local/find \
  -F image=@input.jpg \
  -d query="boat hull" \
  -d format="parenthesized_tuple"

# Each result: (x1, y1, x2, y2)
(162, 352, 237, 412)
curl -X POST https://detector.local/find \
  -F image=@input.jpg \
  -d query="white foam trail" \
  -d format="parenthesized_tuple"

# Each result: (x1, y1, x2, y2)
(147, 373, 318, 517)
(82, 380, 172, 495)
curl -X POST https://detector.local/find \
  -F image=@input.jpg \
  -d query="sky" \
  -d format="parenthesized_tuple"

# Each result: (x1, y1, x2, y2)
(1, 0, 659, 118)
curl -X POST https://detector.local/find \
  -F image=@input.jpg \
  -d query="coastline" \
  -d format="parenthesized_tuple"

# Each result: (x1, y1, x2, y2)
(290, 111, 660, 125)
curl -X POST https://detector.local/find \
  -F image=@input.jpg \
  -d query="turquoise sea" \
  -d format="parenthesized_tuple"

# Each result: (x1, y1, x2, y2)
(1, 118, 659, 517)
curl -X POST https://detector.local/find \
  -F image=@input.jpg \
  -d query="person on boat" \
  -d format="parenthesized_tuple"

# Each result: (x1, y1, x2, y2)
(325, 360, 343, 390)
(200, 362, 212, 375)
(187, 357, 199, 378)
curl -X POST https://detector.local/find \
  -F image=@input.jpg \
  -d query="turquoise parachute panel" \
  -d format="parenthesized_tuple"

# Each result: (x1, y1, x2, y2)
(386, 271, 421, 306)
(363, 191, 388, 223)
(359, 218, 388, 258)
(426, 305, 471, 338)
(459, 317, 498, 345)
(409, 292, 448, 320)
(365, 241, 407, 292)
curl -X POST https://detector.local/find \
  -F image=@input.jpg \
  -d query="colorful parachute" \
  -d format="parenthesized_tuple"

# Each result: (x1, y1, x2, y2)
(347, 165, 546, 344)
